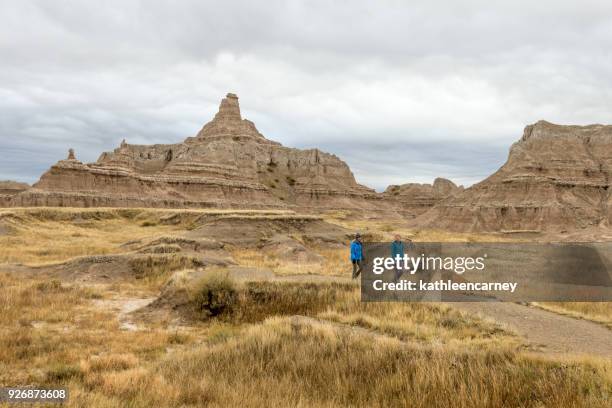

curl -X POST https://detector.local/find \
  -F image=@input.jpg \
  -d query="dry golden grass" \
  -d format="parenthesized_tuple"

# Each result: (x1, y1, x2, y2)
(229, 246, 348, 276)
(0, 271, 209, 388)
(0, 207, 298, 265)
(1, 264, 611, 407)
(533, 302, 612, 328)
(1, 207, 611, 407)
(86, 317, 608, 408)
(0, 209, 177, 265)
(165, 272, 517, 350)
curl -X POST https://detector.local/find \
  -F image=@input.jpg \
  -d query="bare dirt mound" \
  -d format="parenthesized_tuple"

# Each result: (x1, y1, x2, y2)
(186, 214, 349, 264)
(186, 214, 350, 246)
(451, 302, 612, 358)
(3, 252, 232, 283)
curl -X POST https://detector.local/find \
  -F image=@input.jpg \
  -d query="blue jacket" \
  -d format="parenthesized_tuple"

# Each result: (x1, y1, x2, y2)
(391, 240, 404, 259)
(350, 240, 363, 261)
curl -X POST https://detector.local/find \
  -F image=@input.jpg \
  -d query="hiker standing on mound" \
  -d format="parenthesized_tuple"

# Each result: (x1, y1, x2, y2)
(350, 233, 364, 279)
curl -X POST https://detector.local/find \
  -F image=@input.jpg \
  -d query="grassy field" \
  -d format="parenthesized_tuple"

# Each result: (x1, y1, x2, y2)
(1, 271, 610, 407)
(229, 247, 348, 276)
(0, 208, 610, 407)
(0, 207, 294, 265)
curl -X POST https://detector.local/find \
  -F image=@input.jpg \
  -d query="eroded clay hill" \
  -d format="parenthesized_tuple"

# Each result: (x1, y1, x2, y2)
(2, 94, 383, 212)
(420, 121, 612, 233)
(384, 178, 463, 218)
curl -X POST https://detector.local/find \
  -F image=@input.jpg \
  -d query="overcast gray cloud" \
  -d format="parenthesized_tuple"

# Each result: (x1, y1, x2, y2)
(1, 0, 611, 190)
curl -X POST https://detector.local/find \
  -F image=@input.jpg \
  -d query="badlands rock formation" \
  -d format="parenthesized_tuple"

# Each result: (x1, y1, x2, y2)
(384, 178, 463, 218)
(0, 181, 30, 196)
(2, 94, 382, 211)
(421, 121, 612, 232)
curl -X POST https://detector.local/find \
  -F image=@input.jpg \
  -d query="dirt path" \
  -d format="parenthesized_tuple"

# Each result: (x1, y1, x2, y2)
(93, 298, 156, 331)
(451, 302, 612, 358)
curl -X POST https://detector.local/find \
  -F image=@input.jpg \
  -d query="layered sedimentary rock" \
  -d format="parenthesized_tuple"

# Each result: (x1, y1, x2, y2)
(383, 178, 462, 218)
(421, 121, 612, 232)
(0, 181, 29, 196)
(5, 94, 382, 211)
(0, 181, 30, 207)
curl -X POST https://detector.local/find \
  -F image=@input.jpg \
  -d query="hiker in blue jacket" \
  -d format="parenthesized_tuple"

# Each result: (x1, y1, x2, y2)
(391, 234, 413, 281)
(350, 233, 364, 279)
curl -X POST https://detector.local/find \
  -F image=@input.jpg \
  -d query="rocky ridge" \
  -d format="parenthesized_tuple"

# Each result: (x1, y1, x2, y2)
(2, 94, 383, 212)
(419, 121, 612, 232)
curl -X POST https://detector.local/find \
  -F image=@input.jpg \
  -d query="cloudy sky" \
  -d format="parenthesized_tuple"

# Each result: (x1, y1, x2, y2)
(1, 1, 611, 190)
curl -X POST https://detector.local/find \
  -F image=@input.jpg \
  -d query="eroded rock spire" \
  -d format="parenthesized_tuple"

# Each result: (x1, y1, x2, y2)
(213, 93, 241, 122)
(194, 93, 269, 141)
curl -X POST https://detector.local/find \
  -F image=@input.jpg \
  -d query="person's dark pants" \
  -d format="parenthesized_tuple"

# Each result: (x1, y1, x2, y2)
(352, 260, 362, 279)
(393, 267, 404, 282)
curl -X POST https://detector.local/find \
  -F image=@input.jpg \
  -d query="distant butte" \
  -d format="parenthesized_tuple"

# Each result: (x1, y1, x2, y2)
(1, 94, 385, 212)
(383, 178, 463, 219)
(418, 121, 612, 233)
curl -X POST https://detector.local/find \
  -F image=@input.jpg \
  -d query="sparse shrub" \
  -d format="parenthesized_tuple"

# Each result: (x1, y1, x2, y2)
(45, 364, 83, 383)
(190, 271, 238, 318)
(140, 220, 158, 227)
(130, 255, 201, 280)
(35, 279, 63, 293)
(205, 325, 239, 344)
(81, 287, 104, 299)
(286, 176, 296, 186)
(140, 244, 182, 254)
(235, 281, 353, 322)
(167, 331, 192, 345)
(438, 316, 459, 329)
(84, 353, 139, 373)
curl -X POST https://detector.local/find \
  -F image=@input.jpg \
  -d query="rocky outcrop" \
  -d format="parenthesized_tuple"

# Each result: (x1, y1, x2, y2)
(4, 94, 384, 212)
(383, 178, 463, 218)
(0, 181, 29, 196)
(0, 181, 30, 207)
(420, 121, 612, 232)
